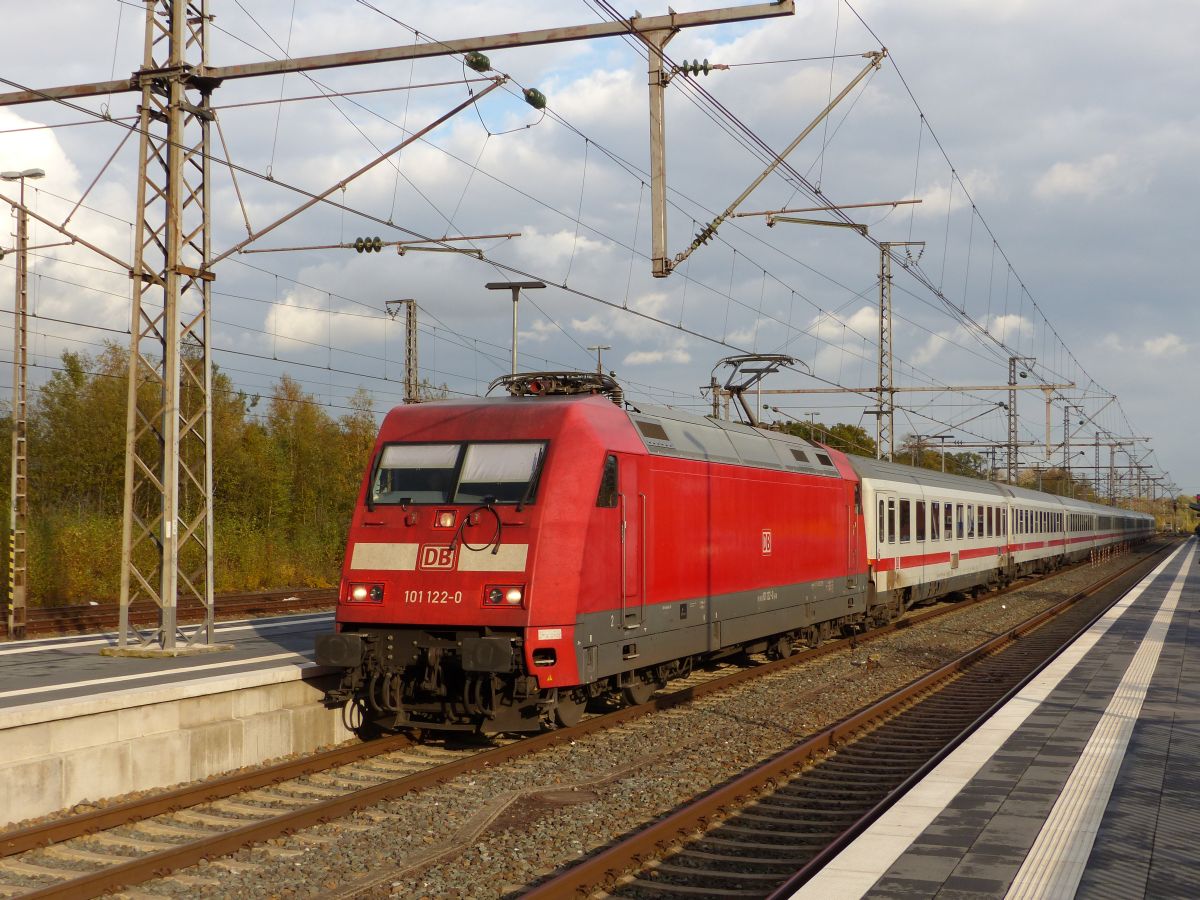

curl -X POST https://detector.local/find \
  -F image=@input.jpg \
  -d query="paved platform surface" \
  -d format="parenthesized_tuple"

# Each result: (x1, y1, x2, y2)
(795, 537, 1199, 900)
(0, 612, 333, 722)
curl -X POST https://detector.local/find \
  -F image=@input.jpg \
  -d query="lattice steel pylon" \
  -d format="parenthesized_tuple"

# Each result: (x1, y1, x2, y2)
(116, 0, 216, 651)
(876, 244, 895, 461)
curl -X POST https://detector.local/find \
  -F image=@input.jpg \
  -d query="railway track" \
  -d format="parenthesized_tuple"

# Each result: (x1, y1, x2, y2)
(524, 540, 1177, 899)
(0, 543, 1168, 897)
(0, 588, 336, 640)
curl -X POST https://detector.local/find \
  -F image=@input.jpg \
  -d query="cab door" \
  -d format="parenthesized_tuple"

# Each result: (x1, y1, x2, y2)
(619, 458, 644, 629)
(848, 482, 863, 587)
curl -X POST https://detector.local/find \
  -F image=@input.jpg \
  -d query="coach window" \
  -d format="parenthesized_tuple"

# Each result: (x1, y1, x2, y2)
(956, 503, 965, 540)
(596, 454, 619, 508)
(887, 498, 897, 543)
(976, 505, 984, 538)
(986, 506, 993, 537)
(916, 500, 927, 542)
(944, 502, 954, 540)
(967, 505, 975, 538)
(899, 499, 912, 542)
(931, 502, 941, 540)
(878, 499, 885, 544)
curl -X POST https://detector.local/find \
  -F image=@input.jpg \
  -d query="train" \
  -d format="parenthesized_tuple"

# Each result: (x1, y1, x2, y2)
(314, 371, 1154, 734)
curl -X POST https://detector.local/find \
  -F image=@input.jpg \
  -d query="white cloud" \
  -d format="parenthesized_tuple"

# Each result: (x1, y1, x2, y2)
(624, 335, 691, 366)
(518, 319, 558, 344)
(571, 291, 674, 342)
(1143, 333, 1186, 356)
(264, 290, 379, 351)
(1096, 332, 1187, 358)
(1033, 153, 1119, 200)
(910, 313, 1033, 367)
(911, 169, 998, 219)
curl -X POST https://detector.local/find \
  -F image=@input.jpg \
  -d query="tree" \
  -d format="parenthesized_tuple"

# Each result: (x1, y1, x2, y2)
(776, 421, 877, 458)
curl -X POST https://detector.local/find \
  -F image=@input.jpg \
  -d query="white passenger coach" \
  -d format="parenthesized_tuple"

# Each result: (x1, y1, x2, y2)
(848, 456, 1153, 616)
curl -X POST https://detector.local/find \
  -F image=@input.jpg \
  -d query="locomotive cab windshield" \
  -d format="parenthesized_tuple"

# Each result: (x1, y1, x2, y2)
(370, 440, 547, 506)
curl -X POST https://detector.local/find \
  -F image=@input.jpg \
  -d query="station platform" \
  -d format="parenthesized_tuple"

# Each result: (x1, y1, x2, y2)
(0, 611, 351, 827)
(795, 536, 1199, 899)
(0, 610, 333, 720)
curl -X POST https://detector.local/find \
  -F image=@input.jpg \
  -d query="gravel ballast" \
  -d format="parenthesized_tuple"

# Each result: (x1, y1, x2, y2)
(113, 544, 1164, 899)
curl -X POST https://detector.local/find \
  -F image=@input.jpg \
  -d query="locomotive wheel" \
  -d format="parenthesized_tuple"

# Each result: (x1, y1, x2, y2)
(766, 635, 795, 660)
(554, 689, 588, 728)
(622, 678, 657, 706)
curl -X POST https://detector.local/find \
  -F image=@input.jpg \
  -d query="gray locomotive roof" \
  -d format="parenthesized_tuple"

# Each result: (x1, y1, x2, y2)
(622, 405, 1150, 519)
(626, 405, 842, 477)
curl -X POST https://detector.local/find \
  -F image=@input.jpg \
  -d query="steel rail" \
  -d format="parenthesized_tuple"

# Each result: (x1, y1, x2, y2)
(522, 539, 1177, 899)
(1, 543, 1165, 896)
(0, 588, 336, 639)
(0, 734, 415, 858)
(765, 540, 1179, 898)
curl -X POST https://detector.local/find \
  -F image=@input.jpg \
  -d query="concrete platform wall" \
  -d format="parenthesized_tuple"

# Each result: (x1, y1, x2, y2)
(0, 668, 354, 828)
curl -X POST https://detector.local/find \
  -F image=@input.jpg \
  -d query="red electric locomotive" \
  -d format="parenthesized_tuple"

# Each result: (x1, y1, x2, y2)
(315, 372, 872, 733)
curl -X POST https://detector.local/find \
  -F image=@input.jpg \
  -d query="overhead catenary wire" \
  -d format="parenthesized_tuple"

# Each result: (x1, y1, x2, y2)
(0, 7, 1161, 487)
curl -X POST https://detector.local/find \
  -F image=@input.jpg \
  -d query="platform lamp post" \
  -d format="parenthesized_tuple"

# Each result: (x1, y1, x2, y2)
(587, 344, 610, 376)
(2, 167, 44, 641)
(486, 281, 545, 374)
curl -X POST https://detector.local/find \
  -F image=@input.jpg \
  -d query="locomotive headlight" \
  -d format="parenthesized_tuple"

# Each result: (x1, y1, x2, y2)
(435, 510, 456, 528)
(348, 583, 384, 603)
(483, 584, 525, 607)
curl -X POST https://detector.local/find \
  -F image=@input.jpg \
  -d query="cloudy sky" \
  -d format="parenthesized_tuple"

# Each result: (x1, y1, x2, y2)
(0, 0, 1196, 495)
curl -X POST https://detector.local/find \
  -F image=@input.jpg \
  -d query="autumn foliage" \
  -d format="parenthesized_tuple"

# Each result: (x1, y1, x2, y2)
(0, 344, 378, 605)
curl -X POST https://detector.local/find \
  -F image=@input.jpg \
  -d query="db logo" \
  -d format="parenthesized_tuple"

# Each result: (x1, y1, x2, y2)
(419, 544, 457, 570)
(761, 529, 773, 556)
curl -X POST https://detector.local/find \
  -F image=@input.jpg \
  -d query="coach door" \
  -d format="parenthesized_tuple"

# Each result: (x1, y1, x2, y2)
(619, 459, 644, 629)
(875, 491, 897, 588)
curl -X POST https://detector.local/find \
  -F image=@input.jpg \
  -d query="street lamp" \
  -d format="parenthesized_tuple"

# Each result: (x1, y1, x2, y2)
(486, 281, 545, 374)
(1, 167, 44, 641)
